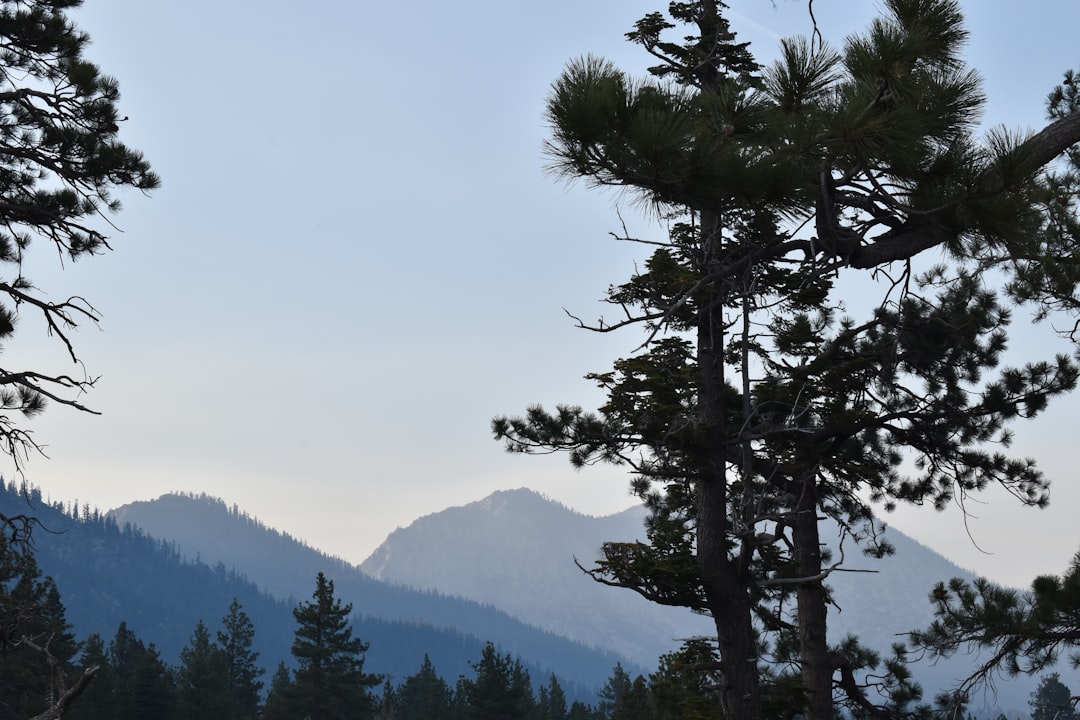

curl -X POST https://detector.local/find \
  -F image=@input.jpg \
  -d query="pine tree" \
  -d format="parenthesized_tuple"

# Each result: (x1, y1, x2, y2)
(375, 679, 395, 720)
(567, 700, 597, 720)
(107, 622, 177, 720)
(0, 531, 79, 718)
(177, 620, 230, 718)
(1029, 674, 1080, 720)
(455, 642, 534, 720)
(493, 2, 1080, 719)
(0, 0, 154, 706)
(0, 0, 157, 467)
(217, 598, 264, 720)
(288, 571, 381, 720)
(596, 664, 633, 720)
(67, 621, 179, 720)
(65, 633, 111, 720)
(536, 674, 569, 720)
(649, 639, 723, 720)
(261, 661, 294, 720)
(597, 664, 651, 720)
(395, 653, 453, 720)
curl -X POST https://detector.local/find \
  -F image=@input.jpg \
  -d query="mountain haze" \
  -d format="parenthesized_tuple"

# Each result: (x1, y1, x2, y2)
(358, 488, 1039, 714)
(109, 486, 1040, 714)
(0, 482, 487, 684)
(109, 493, 354, 602)
(106, 490, 632, 688)
(359, 489, 969, 662)
(362, 488, 714, 667)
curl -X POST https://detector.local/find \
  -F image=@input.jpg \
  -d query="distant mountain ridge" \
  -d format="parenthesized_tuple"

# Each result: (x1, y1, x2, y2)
(361, 488, 715, 667)
(110, 488, 710, 669)
(358, 488, 975, 662)
(354, 488, 1038, 715)
(104, 489, 631, 689)
(0, 481, 629, 702)
(109, 492, 355, 602)
(108, 486, 1039, 715)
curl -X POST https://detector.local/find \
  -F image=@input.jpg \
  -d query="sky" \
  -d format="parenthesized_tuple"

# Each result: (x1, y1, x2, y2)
(9, 0, 1080, 590)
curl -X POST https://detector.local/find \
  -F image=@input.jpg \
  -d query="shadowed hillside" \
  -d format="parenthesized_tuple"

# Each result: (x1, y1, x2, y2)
(0, 480, 629, 699)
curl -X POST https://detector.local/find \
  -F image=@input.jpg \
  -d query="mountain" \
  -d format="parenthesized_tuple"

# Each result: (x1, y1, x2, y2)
(110, 488, 712, 670)
(358, 489, 965, 662)
(1, 483, 295, 667)
(0, 481, 625, 700)
(358, 488, 1039, 715)
(361, 488, 714, 667)
(109, 486, 1040, 715)
(104, 490, 631, 689)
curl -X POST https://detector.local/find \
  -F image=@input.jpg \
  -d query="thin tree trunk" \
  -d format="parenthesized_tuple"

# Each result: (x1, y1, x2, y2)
(792, 476, 832, 720)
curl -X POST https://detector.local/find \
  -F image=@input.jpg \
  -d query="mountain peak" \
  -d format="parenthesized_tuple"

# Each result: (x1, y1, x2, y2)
(361, 487, 703, 667)
(476, 487, 547, 511)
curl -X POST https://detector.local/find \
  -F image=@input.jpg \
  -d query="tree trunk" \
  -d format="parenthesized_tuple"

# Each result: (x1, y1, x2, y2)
(699, 478, 760, 720)
(792, 476, 832, 720)
(695, 207, 760, 720)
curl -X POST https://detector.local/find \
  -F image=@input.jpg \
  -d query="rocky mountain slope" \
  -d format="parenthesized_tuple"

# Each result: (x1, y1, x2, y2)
(357, 488, 1037, 713)
(361, 488, 714, 667)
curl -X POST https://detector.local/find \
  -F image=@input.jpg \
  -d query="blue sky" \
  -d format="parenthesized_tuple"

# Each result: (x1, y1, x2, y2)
(13, 1, 1080, 588)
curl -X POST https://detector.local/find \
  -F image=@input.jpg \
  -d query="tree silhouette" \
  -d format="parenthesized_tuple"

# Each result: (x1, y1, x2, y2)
(494, 2, 1080, 719)
(286, 572, 380, 720)
(1031, 673, 1079, 720)
(217, 598, 264, 720)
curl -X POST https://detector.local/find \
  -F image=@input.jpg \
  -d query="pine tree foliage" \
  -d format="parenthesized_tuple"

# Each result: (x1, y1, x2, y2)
(1029, 673, 1079, 720)
(0, 528, 80, 719)
(177, 620, 230, 718)
(493, 2, 1080, 719)
(217, 598, 264, 720)
(648, 639, 724, 720)
(285, 571, 381, 720)
(95, 621, 176, 719)
(536, 673, 570, 720)
(0, 0, 154, 701)
(910, 551, 1080, 695)
(0, 0, 157, 469)
(596, 662, 651, 720)
(393, 653, 453, 720)
(454, 642, 535, 720)
(262, 661, 294, 720)
(64, 633, 108, 719)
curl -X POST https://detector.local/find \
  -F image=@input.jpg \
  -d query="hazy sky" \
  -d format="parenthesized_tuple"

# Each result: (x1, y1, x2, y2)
(12, 1, 1080, 589)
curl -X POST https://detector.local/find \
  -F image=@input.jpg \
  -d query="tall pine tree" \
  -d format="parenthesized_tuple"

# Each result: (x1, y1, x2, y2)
(0, 2, 154, 711)
(176, 620, 230, 718)
(217, 598, 264, 720)
(1030, 673, 1079, 720)
(494, 2, 1080, 719)
(286, 572, 380, 720)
